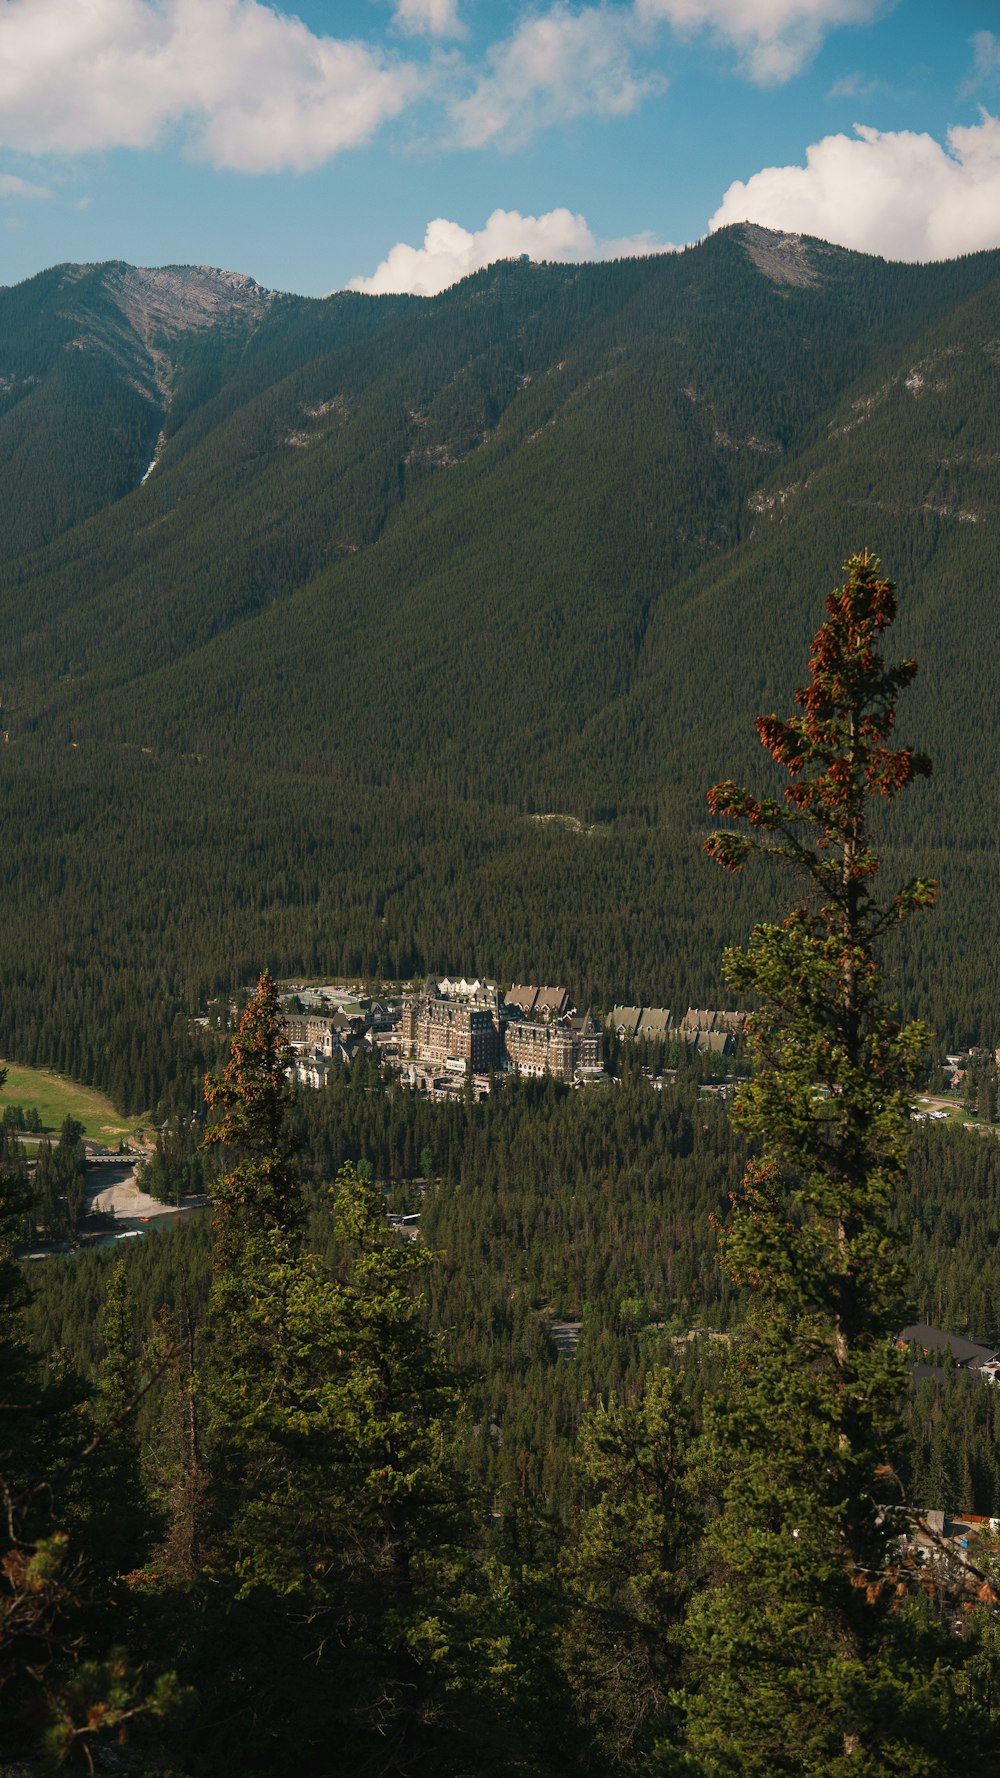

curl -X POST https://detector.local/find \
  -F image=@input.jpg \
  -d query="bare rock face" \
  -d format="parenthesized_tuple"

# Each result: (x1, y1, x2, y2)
(739, 223, 820, 288)
(112, 263, 270, 342)
(58, 260, 274, 403)
(108, 262, 273, 397)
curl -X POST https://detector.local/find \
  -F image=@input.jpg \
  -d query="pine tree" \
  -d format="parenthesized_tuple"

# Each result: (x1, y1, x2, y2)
(685, 552, 1000, 1773)
(0, 1079, 68, 1740)
(83, 1258, 156, 1584)
(97, 1256, 137, 1424)
(203, 968, 300, 1265)
(0, 1075, 178, 1765)
(197, 976, 473, 1775)
(561, 1369, 693, 1773)
(143, 1301, 205, 1580)
(199, 971, 304, 1580)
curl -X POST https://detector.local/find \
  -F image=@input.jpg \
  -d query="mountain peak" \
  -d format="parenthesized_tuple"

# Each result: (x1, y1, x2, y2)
(736, 223, 820, 288)
(51, 260, 276, 403)
(103, 261, 273, 346)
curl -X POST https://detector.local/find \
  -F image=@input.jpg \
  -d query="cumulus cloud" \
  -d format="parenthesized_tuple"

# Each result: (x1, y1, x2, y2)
(0, 0, 418, 172)
(448, 5, 663, 150)
(635, 0, 884, 85)
(0, 0, 884, 181)
(347, 206, 678, 295)
(709, 113, 1000, 261)
(393, 0, 466, 38)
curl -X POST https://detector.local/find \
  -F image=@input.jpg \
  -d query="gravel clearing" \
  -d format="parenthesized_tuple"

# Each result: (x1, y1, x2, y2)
(86, 1166, 189, 1221)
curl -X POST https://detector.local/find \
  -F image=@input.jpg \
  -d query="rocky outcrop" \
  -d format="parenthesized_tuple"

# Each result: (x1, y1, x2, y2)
(57, 260, 273, 405)
(107, 263, 272, 396)
(739, 222, 820, 288)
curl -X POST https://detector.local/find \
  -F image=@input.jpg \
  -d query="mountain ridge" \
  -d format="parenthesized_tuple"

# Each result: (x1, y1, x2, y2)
(3, 224, 1000, 1104)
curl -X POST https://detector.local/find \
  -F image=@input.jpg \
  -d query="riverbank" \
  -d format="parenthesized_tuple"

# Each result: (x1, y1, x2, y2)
(85, 1164, 204, 1221)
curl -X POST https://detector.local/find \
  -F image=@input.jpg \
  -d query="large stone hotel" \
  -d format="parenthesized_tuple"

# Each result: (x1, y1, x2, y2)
(400, 977, 603, 1085)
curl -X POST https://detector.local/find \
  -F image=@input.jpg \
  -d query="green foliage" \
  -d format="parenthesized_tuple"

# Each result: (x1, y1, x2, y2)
(82, 1258, 157, 1585)
(141, 1300, 206, 1581)
(687, 553, 1000, 1772)
(561, 1370, 694, 1772)
(0, 1089, 59, 1734)
(3, 234, 1000, 1117)
(138, 1121, 206, 1203)
(203, 968, 300, 1261)
(31, 1124, 87, 1243)
(14, 1025, 1000, 1769)
(96, 1256, 135, 1421)
(193, 976, 481, 1774)
(0, 1063, 176, 1766)
(41, 1653, 188, 1772)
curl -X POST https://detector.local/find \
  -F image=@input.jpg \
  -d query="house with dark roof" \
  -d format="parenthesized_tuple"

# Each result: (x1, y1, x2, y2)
(898, 1323, 1000, 1378)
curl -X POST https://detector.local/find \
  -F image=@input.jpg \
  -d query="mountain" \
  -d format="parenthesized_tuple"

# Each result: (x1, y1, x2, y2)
(2, 226, 999, 1107)
(0, 260, 273, 560)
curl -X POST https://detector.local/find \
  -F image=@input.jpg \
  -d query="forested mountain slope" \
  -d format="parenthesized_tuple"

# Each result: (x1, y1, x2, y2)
(0, 260, 273, 560)
(2, 225, 999, 1105)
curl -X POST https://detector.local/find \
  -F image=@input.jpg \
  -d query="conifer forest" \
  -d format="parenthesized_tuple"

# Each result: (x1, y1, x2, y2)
(5, 228, 1000, 1772)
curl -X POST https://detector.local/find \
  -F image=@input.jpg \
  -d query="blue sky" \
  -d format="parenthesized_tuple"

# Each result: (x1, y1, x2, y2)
(0, 0, 998, 294)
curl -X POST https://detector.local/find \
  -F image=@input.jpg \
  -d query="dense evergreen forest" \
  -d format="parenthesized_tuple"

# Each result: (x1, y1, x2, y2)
(7, 236, 1000, 1771)
(25, 1065, 1000, 1520)
(10, 1013, 1000, 1771)
(3, 227, 1000, 1110)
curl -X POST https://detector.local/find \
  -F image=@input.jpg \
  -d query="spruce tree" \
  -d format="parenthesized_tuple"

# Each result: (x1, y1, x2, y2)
(203, 968, 300, 1265)
(561, 1369, 693, 1773)
(685, 552, 1000, 1773)
(0, 1075, 178, 1766)
(143, 1301, 205, 1580)
(197, 975, 473, 1775)
(0, 1082, 66, 1743)
(76, 1257, 153, 1587)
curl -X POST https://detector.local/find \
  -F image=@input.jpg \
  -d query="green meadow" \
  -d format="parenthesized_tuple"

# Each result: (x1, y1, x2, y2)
(0, 1060, 147, 1147)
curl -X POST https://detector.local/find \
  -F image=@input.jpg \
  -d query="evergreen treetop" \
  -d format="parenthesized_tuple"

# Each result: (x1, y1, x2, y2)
(203, 970, 300, 1262)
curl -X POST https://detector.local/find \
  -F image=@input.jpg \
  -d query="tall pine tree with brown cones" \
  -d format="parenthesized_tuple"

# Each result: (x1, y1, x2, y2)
(684, 552, 1000, 1775)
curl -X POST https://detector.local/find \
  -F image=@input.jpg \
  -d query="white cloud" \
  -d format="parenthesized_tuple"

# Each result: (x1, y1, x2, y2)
(449, 5, 663, 150)
(350, 209, 590, 295)
(0, 0, 418, 172)
(826, 69, 880, 99)
(709, 113, 1000, 261)
(963, 30, 1000, 96)
(347, 205, 677, 295)
(393, 0, 466, 38)
(0, 171, 52, 200)
(635, 0, 885, 85)
(596, 226, 679, 258)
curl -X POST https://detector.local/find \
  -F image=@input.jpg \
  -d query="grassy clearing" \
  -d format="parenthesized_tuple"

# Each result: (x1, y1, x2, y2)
(0, 1060, 148, 1146)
